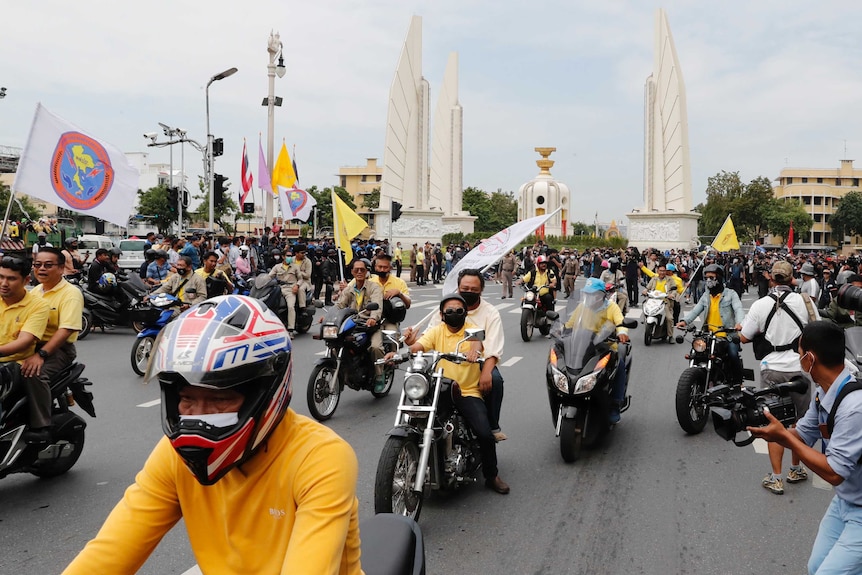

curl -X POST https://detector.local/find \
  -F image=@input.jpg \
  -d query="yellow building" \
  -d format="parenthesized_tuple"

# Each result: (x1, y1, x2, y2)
(337, 158, 383, 206)
(773, 159, 862, 248)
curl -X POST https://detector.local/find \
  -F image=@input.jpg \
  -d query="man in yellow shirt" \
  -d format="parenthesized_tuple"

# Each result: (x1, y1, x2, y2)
(521, 254, 558, 312)
(63, 295, 362, 575)
(408, 293, 510, 494)
(0, 255, 50, 442)
(150, 255, 207, 310)
(371, 253, 411, 333)
(19, 248, 83, 444)
(639, 261, 678, 341)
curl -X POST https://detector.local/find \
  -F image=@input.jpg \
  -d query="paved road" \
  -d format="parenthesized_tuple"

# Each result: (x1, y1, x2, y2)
(0, 281, 834, 574)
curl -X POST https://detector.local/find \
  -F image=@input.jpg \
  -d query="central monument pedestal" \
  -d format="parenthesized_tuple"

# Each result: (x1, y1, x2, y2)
(627, 211, 700, 251)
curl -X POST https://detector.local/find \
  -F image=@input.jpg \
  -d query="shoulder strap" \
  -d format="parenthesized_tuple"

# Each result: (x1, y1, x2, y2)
(171, 278, 189, 297)
(827, 380, 862, 437)
(800, 293, 817, 323)
(764, 291, 805, 335)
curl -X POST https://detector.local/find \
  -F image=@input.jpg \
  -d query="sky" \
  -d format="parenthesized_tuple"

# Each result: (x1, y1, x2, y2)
(3, 0, 862, 227)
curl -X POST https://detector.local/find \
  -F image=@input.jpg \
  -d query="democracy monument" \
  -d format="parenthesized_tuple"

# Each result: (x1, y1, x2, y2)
(627, 9, 700, 250)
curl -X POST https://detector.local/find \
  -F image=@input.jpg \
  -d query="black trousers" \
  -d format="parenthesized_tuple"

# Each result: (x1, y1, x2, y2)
(453, 394, 498, 480)
(626, 277, 638, 305)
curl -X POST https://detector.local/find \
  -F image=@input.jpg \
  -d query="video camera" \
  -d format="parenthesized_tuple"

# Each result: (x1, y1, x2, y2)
(706, 377, 808, 446)
(838, 283, 862, 312)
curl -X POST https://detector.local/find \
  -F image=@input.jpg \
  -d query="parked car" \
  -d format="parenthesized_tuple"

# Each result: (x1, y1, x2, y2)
(117, 239, 148, 271)
(77, 235, 117, 254)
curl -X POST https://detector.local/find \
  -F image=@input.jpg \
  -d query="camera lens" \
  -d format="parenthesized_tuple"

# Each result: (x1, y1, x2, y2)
(837, 284, 862, 312)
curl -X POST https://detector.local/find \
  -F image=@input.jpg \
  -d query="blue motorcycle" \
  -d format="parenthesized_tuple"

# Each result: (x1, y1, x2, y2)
(130, 293, 183, 375)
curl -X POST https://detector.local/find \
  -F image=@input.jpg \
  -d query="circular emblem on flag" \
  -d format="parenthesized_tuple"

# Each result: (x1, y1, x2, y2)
(476, 229, 510, 256)
(50, 132, 114, 210)
(287, 188, 307, 217)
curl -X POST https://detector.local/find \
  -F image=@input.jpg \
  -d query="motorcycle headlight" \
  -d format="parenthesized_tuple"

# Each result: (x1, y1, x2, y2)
(525, 291, 536, 301)
(550, 364, 568, 393)
(692, 338, 707, 353)
(404, 373, 429, 400)
(574, 370, 599, 394)
(322, 325, 339, 339)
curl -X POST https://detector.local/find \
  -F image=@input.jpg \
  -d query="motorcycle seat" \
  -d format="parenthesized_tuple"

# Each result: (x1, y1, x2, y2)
(359, 514, 425, 575)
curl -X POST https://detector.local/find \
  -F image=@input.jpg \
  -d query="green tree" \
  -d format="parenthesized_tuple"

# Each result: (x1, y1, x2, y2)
(762, 198, 813, 241)
(0, 182, 45, 223)
(486, 189, 518, 231)
(736, 176, 774, 241)
(307, 185, 355, 229)
(830, 191, 862, 240)
(697, 171, 745, 237)
(137, 185, 191, 234)
(462, 187, 495, 232)
(192, 177, 240, 234)
(361, 188, 380, 209)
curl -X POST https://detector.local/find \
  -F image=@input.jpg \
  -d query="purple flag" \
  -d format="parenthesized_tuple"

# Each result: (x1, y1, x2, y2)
(258, 137, 273, 196)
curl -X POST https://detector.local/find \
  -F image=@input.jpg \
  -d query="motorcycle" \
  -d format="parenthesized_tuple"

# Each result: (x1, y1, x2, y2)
(545, 297, 637, 463)
(232, 273, 252, 296)
(0, 362, 95, 480)
(249, 274, 319, 334)
(80, 273, 150, 339)
(307, 303, 398, 421)
(130, 293, 185, 375)
(641, 289, 671, 346)
(373, 328, 486, 520)
(674, 325, 755, 434)
(360, 513, 426, 575)
(520, 284, 553, 341)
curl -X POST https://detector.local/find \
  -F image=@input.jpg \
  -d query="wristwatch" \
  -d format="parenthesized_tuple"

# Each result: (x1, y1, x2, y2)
(37, 349, 49, 359)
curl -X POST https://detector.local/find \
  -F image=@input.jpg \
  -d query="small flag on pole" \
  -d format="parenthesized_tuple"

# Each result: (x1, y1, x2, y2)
(711, 215, 740, 252)
(787, 221, 795, 254)
(240, 139, 253, 205)
(272, 141, 297, 194)
(332, 190, 368, 265)
(258, 136, 272, 197)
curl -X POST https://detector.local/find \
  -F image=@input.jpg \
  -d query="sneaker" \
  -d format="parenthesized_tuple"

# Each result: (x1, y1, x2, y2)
(609, 408, 621, 425)
(373, 374, 388, 394)
(762, 474, 784, 494)
(787, 467, 809, 483)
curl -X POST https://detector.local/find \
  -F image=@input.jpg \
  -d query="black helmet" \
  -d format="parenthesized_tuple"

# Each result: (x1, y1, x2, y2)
(110, 247, 122, 256)
(145, 249, 157, 259)
(64, 237, 78, 248)
(270, 248, 282, 256)
(704, 264, 724, 277)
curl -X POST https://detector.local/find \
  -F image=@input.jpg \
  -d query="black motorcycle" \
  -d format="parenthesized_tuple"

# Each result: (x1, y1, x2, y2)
(520, 284, 553, 341)
(80, 273, 150, 338)
(249, 274, 319, 334)
(374, 329, 486, 521)
(360, 513, 426, 575)
(545, 297, 637, 463)
(0, 362, 95, 480)
(674, 325, 755, 434)
(307, 303, 397, 421)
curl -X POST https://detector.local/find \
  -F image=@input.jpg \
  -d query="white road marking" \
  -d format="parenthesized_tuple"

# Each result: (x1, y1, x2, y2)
(752, 438, 769, 454)
(500, 356, 522, 367)
(315, 351, 326, 356)
(412, 300, 441, 308)
(181, 567, 202, 575)
(495, 302, 515, 311)
(813, 475, 834, 491)
(509, 307, 524, 314)
(137, 399, 161, 408)
(625, 309, 642, 320)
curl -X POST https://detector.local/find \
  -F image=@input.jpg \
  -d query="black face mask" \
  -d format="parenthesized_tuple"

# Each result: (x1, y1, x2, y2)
(443, 313, 466, 329)
(375, 271, 389, 281)
(176, 267, 189, 276)
(459, 291, 480, 306)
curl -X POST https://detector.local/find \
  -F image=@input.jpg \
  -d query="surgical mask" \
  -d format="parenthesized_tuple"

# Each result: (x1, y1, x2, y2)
(284, 256, 294, 265)
(179, 412, 239, 428)
(442, 312, 467, 329)
(273, 255, 282, 261)
(459, 291, 480, 306)
(801, 352, 815, 376)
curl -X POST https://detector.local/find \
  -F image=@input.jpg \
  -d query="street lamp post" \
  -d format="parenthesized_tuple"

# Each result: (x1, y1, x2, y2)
(264, 32, 286, 230)
(206, 67, 238, 232)
(146, 131, 206, 235)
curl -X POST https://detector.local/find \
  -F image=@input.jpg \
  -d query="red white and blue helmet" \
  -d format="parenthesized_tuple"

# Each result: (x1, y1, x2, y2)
(145, 295, 293, 485)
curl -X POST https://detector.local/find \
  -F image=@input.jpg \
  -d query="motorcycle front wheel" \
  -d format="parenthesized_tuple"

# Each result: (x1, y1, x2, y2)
(131, 336, 155, 376)
(520, 309, 534, 342)
(79, 309, 92, 341)
(643, 322, 654, 346)
(307, 363, 341, 421)
(559, 411, 585, 463)
(30, 427, 85, 478)
(675, 367, 709, 434)
(374, 436, 424, 521)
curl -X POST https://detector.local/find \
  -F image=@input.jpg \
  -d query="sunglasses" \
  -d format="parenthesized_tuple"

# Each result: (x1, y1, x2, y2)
(442, 308, 466, 317)
(32, 262, 59, 269)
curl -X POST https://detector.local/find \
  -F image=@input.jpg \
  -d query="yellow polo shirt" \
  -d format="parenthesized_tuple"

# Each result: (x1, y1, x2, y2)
(417, 321, 482, 398)
(32, 279, 84, 344)
(0, 290, 50, 362)
(371, 274, 410, 297)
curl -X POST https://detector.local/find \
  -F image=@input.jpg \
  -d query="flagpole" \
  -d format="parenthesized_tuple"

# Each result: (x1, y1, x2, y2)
(332, 188, 345, 283)
(0, 189, 16, 243)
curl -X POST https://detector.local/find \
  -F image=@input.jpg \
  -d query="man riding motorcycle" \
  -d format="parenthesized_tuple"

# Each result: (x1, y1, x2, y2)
(521, 254, 558, 313)
(335, 258, 385, 392)
(640, 261, 679, 342)
(564, 277, 630, 423)
(370, 253, 411, 333)
(676, 264, 745, 385)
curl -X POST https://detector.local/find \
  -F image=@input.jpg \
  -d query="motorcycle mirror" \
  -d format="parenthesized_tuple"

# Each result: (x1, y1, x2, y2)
(675, 335, 685, 344)
(546, 311, 560, 321)
(464, 328, 485, 342)
(365, 302, 380, 311)
(622, 318, 638, 329)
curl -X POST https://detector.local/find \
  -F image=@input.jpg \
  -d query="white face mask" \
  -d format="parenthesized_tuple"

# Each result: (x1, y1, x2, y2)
(179, 412, 239, 428)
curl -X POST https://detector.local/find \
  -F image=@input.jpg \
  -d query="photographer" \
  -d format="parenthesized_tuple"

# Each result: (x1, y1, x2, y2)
(748, 321, 862, 575)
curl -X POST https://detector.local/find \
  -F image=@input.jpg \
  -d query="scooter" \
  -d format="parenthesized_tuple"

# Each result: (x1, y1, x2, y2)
(130, 293, 185, 375)
(545, 297, 637, 463)
(80, 273, 150, 338)
(307, 303, 398, 421)
(249, 274, 319, 334)
(641, 290, 671, 346)
(0, 362, 95, 480)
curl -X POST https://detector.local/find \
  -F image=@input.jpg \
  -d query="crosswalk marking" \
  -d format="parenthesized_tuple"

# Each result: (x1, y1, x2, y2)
(500, 356, 522, 367)
(509, 307, 523, 314)
(495, 302, 515, 311)
(137, 399, 161, 408)
(412, 300, 441, 308)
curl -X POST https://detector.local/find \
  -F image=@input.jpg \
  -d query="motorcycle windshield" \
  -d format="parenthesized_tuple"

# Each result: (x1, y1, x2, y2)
(846, 326, 862, 364)
(550, 290, 616, 371)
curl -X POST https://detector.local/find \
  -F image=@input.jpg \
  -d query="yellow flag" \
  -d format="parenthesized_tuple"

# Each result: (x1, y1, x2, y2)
(271, 142, 297, 194)
(712, 216, 740, 252)
(332, 190, 368, 264)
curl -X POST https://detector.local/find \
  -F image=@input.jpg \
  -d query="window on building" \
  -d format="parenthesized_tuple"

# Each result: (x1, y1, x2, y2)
(814, 196, 822, 205)
(814, 214, 823, 222)
(854, 178, 859, 187)
(803, 197, 811, 204)
(817, 177, 823, 183)
(837, 178, 842, 186)
(376, 175, 382, 182)
(786, 177, 793, 184)
(158, 175, 168, 186)
(361, 175, 367, 182)
(801, 177, 808, 183)
(340, 176, 347, 187)
(824, 214, 831, 224)
(814, 232, 822, 244)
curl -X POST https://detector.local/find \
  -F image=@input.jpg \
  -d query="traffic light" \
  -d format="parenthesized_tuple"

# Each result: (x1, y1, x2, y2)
(214, 174, 228, 206)
(391, 200, 403, 222)
(167, 187, 179, 214)
(212, 138, 224, 157)
(242, 202, 255, 214)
